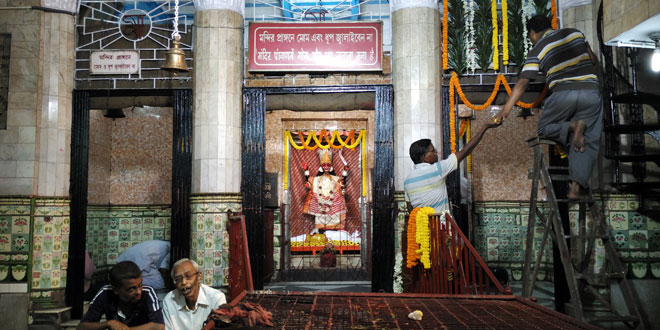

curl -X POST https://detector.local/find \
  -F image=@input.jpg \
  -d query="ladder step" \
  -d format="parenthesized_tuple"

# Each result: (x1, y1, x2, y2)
(549, 174, 571, 181)
(564, 234, 610, 239)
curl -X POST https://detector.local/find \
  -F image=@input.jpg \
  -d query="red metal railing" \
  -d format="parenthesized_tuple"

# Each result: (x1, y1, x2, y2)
(228, 214, 254, 300)
(404, 212, 509, 295)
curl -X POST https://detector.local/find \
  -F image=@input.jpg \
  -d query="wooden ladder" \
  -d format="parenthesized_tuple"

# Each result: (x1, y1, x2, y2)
(522, 137, 645, 329)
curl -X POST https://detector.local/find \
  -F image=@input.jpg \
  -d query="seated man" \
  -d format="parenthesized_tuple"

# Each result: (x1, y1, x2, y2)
(162, 258, 227, 330)
(116, 240, 172, 292)
(77, 261, 164, 330)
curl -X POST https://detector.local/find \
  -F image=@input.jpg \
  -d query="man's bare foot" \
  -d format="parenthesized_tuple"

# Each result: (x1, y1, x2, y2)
(567, 181, 588, 200)
(570, 120, 586, 152)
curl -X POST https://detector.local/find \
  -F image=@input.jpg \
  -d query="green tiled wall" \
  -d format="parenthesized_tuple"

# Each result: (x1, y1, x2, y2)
(190, 194, 241, 287)
(474, 201, 554, 282)
(600, 195, 660, 279)
(0, 197, 33, 285)
(86, 205, 171, 268)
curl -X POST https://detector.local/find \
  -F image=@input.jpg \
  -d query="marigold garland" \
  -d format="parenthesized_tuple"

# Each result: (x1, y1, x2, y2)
(448, 71, 549, 152)
(491, 0, 499, 71)
(501, 0, 509, 65)
(406, 207, 421, 268)
(551, 0, 558, 29)
(416, 207, 435, 269)
(283, 129, 367, 195)
(286, 130, 364, 151)
(466, 119, 472, 173)
(442, 0, 449, 70)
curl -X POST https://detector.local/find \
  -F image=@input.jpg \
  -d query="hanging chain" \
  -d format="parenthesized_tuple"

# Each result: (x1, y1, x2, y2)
(172, 0, 180, 40)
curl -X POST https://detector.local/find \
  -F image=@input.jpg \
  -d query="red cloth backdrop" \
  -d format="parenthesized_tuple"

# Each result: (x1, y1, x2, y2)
(288, 142, 362, 238)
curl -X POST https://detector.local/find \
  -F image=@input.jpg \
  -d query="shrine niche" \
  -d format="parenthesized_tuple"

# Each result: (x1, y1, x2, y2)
(283, 130, 367, 273)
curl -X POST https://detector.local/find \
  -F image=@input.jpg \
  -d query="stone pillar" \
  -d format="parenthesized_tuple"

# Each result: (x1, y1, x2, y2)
(390, 0, 442, 190)
(192, 0, 244, 194)
(37, 12, 75, 197)
(559, 0, 598, 54)
(0, 0, 75, 309)
(190, 0, 244, 286)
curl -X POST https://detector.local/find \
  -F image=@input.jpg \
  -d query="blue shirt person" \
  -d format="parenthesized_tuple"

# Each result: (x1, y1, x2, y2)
(117, 240, 171, 291)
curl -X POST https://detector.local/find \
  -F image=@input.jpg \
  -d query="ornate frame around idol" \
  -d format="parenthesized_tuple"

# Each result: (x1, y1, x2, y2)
(282, 129, 369, 272)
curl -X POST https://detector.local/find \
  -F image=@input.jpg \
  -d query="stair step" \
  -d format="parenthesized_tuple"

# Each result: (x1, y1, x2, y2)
(590, 315, 641, 323)
(33, 306, 72, 324)
(605, 154, 660, 164)
(575, 272, 625, 280)
(60, 319, 80, 330)
(611, 91, 660, 106)
(555, 198, 594, 204)
(605, 124, 660, 133)
(612, 182, 660, 192)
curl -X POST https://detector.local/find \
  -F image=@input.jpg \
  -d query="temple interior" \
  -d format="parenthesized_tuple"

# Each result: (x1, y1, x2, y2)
(0, 0, 659, 329)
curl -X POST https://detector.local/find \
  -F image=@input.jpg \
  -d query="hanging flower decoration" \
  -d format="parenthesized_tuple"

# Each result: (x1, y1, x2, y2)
(466, 0, 477, 73)
(448, 71, 548, 152)
(443, 0, 449, 70)
(283, 129, 367, 197)
(393, 251, 404, 293)
(523, 0, 533, 56)
(449, 84, 457, 153)
(406, 207, 421, 268)
(416, 207, 435, 269)
(491, 0, 499, 71)
(501, 0, 509, 65)
(551, 0, 558, 29)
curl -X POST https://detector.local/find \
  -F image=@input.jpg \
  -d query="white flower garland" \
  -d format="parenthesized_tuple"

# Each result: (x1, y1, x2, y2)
(393, 251, 404, 293)
(522, 0, 533, 57)
(465, 0, 477, 73)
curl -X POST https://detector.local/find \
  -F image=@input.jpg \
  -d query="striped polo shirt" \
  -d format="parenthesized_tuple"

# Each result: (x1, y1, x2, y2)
(404, 154, 457, 211)
(521, 28, 599, 91)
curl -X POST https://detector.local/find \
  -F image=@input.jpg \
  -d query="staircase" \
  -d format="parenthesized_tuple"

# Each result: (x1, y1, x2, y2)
(597, 3, 660, 217)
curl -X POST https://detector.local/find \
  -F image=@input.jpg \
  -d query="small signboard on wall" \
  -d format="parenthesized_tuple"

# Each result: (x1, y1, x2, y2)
(248, 22, 382, 72)
(264, 172, 279, 208)
(90, 51, 140, 75)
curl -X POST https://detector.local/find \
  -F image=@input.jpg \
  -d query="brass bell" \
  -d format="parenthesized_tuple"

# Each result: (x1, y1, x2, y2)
(161, 37, 189, 73)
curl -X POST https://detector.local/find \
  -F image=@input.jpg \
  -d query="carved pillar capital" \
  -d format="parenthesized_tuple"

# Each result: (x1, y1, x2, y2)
(390, 0, 439, 13)
(41, 0, 79, 13)
(194, 0, 245, 16)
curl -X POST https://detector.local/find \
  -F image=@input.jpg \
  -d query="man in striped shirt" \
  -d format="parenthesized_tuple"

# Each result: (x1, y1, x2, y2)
(496, 15, 602, 200)
(404, 123, 499, 211)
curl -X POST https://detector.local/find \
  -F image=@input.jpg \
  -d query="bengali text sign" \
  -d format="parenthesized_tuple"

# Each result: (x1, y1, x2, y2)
(249, 22, 382, 72)
(90, 51, 140, 75)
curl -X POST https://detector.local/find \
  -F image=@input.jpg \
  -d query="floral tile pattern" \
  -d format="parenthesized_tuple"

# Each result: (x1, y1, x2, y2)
(0, 197, 33, 285)
(190, 195, 241, 287)
(473, 201, 554, 281)
(473, 194, 660, 281)
(86, 205, 172, 268)
(31, 198, 70, 290)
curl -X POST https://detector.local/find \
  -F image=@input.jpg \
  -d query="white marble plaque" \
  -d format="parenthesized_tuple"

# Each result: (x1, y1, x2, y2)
(90, 51, 140, 75)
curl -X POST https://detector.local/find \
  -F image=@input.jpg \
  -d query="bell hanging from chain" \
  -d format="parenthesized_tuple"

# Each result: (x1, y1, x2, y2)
(161, 36, 188, 73)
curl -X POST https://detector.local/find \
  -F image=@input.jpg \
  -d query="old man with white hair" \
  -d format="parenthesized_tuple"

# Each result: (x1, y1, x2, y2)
(161, 258, 226, 330)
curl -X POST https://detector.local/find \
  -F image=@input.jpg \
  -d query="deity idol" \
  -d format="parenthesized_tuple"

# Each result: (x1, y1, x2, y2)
(302, 149, 348, 230)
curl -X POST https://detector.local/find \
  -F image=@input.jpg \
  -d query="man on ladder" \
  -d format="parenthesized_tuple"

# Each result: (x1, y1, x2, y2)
(495, 14, 646, 328)
(495, 14, 602, 200)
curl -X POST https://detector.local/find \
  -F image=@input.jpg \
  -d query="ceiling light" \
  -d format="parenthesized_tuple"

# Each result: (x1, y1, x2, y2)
(650, 32, 660, 72)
